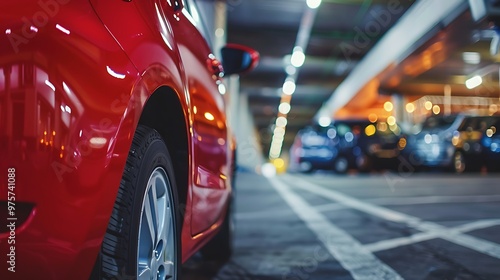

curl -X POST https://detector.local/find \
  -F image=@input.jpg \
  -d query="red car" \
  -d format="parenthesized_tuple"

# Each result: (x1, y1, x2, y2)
(0, 0, 258, 279)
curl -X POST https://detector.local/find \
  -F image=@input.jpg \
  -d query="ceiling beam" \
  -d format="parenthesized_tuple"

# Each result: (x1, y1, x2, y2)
(315, 0, 469, 121)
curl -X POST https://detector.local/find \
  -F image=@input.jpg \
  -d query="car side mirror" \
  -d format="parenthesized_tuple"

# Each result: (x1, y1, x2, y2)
(221, 44, 259, 76)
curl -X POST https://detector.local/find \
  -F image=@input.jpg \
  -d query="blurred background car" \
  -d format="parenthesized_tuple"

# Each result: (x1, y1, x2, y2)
(402, 115, 500, 173)
(289, 119, 403, 174)
(288, 125, 338, 173)
(361, 121, 403, 171)
(403, 115, 464, 172)
(328, 119, 374, 174)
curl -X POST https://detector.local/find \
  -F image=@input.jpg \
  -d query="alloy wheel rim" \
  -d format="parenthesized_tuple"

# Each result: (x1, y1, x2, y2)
(137, 167, 176, 280)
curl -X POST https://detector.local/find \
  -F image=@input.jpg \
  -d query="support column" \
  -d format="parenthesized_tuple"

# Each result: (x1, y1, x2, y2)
(391, 94, 404, 123)
(444, 84, 451, 115)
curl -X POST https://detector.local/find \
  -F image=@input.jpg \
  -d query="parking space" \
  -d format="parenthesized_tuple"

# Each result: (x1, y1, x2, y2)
(184, 171, 500, 279)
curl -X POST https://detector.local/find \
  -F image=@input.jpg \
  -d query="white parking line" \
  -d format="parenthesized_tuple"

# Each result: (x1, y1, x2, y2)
(366, 219, 500, 252)
(283, 175, 500, 260)
(236, 203, 346, 220)
(365, 195, 500, 206)
(268, 177, 404, 280)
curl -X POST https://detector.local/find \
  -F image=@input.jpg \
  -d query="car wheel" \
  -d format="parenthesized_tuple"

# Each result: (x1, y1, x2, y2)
(201, 199, 233, 262)
(299, 161, 313, 173)
(94, 125, 181, 280)
(453, 151, 466, 173)
(334, 156, 349, 174)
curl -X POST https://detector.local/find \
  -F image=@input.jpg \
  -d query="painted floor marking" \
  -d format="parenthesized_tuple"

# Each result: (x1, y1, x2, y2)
(268, 177, 404, 280)
(365, 219, 500, 252)
(283, 175, 500, 260)
(365, 195, 500, 206)
(236, 203, 346, 220)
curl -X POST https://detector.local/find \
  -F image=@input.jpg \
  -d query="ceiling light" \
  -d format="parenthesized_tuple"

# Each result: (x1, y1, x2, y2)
(387, 116, 396, 126)
(318, 116, 331, 127)
(276, 116, 288, 127)
(291, 47, 305, 68)
(432, 105, 441, 115)
(405, 103, 415, 113)
(306, 0, 322, 9)
(462, 52, 480, 64)
(279, 102, 291, 114)
(424, 101, 433, 110)
(274, 127, 285, 136)
(384, 101, 393, 112)
(465, 75, 482, 89)
(285, 65, 296, 75)
(283, 80, 296, 95)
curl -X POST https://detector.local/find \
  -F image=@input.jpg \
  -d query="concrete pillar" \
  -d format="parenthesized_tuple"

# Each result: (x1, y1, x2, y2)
(234, 92, 265, 171)
(391, 94, 404, 123)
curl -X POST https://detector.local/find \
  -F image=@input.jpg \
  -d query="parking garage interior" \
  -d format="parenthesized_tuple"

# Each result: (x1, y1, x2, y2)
(1, 0, 500, 279)
(183, 0, 500, 279)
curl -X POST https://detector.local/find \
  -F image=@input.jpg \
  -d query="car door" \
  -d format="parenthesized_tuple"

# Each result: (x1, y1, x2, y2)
(161, 0, 230, 235)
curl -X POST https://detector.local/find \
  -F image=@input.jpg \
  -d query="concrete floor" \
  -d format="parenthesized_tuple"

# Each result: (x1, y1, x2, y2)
(183, 170, 500, 279)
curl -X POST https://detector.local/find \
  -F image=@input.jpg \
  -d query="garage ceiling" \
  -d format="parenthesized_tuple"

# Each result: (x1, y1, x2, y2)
(225, 0, 499, 158)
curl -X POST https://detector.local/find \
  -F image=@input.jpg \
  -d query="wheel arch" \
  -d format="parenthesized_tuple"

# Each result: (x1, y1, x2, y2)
(137, 86, 189, 221)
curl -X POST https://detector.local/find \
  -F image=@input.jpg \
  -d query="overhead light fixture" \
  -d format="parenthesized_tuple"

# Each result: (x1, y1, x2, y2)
(424, 101, 433, 110)
(276, 116, 288, 127)
(465, 75, 483, 89)
(405, 103, 415, 113)
(432, 105, 441, 115)
(279, 102, 291, 114)
(387, 116, 396, 126)
(291, 47, 305, 68)
(318, 116, 331, 127)
(462, 52, 480, 64)
(285, 65, 296, 75)
(283, 79, 296, 95)
(383, 101, 393, 112)
(306, 0, 322, 9)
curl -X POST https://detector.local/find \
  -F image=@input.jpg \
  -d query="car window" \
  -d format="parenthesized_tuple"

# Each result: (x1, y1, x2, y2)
(183, 0, 215, 49)
(422, 115, 457, 130)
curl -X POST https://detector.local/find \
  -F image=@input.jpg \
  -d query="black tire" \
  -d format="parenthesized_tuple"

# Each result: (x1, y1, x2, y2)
(92, 125, 181, 280)
(200, 199, 233, 262)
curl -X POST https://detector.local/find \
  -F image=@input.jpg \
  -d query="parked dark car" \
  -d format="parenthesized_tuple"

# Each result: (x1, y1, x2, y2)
(481, 117, 500, 172)
(289, 126, 338, 172)
(289, 120, 402, 173)
(452, 116, 500, 172)
(360, 121, 403, 171)
(402, 115, 500, 173)
(328, 119, 387, 173)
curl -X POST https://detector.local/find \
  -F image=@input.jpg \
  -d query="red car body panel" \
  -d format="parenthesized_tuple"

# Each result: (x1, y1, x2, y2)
(0, 0, 233, 278)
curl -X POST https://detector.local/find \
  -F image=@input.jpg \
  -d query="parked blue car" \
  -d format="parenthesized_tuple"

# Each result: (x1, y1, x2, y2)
(402, 114, 500, 172)
(290, 120, 401, 173)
